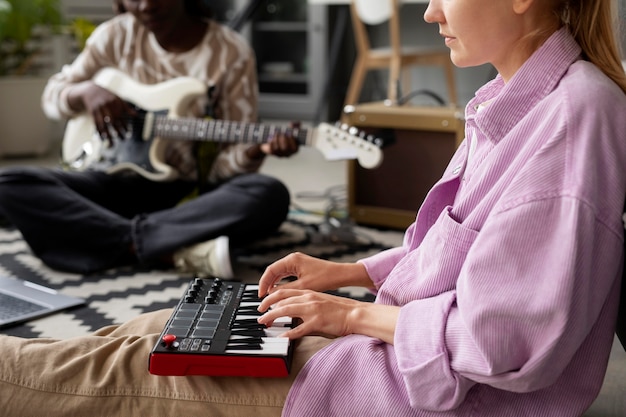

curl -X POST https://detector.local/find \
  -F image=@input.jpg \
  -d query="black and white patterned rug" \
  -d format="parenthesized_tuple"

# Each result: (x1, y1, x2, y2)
(0, 213, 403, 339)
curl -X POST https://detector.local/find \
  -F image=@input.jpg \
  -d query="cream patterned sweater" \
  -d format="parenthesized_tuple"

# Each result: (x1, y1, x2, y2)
(42, 13, 260, 183)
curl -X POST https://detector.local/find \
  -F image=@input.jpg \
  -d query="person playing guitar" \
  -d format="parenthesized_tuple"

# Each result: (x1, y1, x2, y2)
(0, 0, 300, 277)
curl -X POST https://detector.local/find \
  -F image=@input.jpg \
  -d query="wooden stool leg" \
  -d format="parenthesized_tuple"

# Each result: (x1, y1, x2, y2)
(344, 56, 369, 107)
(387, 55, 401, 103)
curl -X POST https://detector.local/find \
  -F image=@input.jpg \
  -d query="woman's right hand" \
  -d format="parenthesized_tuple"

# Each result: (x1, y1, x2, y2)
(257, 252, 374, 298)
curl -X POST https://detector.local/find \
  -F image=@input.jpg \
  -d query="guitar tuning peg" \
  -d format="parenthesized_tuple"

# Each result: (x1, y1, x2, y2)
(348, 126, 358, 136)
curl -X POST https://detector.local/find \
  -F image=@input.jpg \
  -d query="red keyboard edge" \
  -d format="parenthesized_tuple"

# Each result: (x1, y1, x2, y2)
(149, 352, 290, 378)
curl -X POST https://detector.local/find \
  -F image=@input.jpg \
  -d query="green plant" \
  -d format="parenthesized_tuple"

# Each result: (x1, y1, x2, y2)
(69, 17, 96, 50)
(0, 0, 63, 76)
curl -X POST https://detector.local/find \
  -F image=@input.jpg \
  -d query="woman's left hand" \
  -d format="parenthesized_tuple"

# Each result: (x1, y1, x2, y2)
(257, 289, 400, 343)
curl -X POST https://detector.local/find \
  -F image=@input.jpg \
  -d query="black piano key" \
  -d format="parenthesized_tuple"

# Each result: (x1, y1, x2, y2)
(231, 323, 265, 330)
(241, 291, 262, 303)
(230, 329, 266, 337)
(232, 318, 262, 326)
(237, 307, 262, 316)
(225, 343, 263, 350)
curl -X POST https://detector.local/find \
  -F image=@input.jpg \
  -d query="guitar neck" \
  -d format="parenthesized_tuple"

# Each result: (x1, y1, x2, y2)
(151, 115, 311, 146)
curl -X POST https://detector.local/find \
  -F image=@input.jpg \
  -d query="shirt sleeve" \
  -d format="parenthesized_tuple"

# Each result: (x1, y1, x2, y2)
(41, 20, 119, 120)
(393, 197, 622, 410)
(359, 223, 416, 289)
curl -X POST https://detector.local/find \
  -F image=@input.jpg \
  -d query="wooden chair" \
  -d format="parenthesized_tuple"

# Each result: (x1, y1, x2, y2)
(344, 0, 458, 107)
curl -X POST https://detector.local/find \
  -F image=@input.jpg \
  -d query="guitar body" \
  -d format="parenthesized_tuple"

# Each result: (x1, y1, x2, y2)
(62, 68, 207, 181)
(62, 68, 384, 180)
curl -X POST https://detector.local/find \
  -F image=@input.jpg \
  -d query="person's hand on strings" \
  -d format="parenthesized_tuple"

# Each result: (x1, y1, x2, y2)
(67, 81, 137, 144)
(247, 121, 301, 159)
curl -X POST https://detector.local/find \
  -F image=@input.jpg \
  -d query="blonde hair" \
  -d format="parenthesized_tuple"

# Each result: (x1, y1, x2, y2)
(562, 0, 626, 93)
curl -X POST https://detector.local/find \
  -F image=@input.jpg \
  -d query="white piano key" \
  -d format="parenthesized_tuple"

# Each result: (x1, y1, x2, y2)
(239, 302, 261, 307)
(263, 326, 289, 338)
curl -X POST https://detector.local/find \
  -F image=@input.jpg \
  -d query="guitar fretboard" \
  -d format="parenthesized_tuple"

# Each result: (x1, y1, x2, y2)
(152, 116, 311, 146)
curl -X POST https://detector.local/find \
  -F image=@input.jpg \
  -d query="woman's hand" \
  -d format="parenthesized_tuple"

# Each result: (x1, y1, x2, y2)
(257, 252, 374, 297)
(256, 252, 398, 343)
(257, 289, 400, 344)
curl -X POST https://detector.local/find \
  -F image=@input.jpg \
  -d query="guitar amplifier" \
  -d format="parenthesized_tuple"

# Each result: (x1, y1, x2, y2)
(342, 103, 465, 230)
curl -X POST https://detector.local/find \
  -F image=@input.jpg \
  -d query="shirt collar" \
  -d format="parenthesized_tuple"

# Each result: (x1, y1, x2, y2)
(465, 27, 582, 143)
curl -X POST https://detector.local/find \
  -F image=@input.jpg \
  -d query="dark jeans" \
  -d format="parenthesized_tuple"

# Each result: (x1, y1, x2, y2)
(0, 166, 290, 274)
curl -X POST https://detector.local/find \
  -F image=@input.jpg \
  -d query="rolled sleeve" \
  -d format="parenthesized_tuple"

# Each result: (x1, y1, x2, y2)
(395, 292, 475, 410)
(359, 246, 407, 289)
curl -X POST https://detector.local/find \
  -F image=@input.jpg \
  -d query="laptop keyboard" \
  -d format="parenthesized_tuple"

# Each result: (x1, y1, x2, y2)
(0, 292, 46, 320)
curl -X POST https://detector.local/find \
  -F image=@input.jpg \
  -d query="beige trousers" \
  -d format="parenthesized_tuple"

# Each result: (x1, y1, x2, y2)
(0, 309, 331, 417)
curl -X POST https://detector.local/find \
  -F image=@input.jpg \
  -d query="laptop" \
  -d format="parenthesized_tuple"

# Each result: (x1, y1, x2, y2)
(0, 275, 85, 328)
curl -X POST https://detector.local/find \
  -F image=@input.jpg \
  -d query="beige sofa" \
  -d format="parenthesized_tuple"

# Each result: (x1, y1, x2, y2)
(583, 336, 626, 416)
(585, 232, 626, 416)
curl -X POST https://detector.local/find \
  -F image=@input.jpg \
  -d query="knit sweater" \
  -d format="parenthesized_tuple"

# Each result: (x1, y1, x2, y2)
(42, 13, 260, 183)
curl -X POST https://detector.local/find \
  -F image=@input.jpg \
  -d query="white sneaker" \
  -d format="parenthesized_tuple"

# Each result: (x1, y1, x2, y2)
(173, 236, 234, 279)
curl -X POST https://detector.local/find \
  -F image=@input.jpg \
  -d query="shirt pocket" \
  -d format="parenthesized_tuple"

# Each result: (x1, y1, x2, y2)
(385, 206, 479, 303)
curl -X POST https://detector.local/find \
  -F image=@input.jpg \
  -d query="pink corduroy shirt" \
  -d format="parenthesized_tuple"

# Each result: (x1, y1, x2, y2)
(283, 28, 626, 416)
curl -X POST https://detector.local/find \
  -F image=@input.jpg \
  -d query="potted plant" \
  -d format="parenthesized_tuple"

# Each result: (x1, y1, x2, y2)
(0, 0, 63, 76)
(0, 0, 94, 158)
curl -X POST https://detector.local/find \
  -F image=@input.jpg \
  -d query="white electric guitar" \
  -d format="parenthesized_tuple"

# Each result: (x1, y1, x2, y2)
(62, 68, 384, 182)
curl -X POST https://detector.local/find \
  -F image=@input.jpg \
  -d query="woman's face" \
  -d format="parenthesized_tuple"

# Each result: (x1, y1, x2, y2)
(424, 0, 534, 80)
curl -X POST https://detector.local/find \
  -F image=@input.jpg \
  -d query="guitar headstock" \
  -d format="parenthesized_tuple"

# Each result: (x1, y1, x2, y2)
(313, 122, 384, 169)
